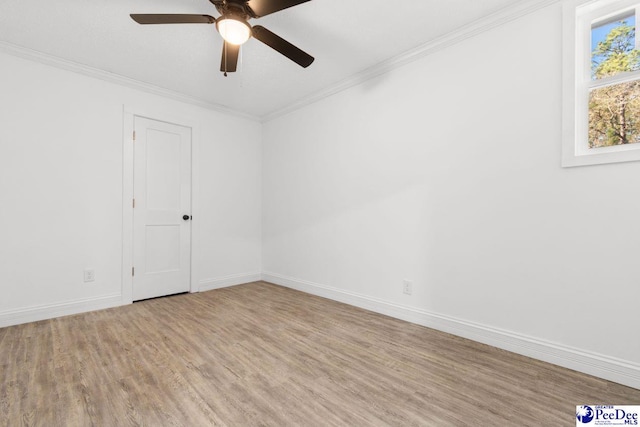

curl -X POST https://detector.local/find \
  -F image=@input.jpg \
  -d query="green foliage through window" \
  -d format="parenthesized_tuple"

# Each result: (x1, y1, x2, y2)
(589, 81, 640, 147)
(589, 17, 640, 148)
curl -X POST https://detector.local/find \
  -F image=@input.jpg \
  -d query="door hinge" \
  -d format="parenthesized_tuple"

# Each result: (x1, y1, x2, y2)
(133, 198, 136, 208)
(132, 267, 135, 276)
(133, 130, 136, 141)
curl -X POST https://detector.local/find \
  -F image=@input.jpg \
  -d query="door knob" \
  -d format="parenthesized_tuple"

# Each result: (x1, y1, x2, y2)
(183, 215, 191, 221)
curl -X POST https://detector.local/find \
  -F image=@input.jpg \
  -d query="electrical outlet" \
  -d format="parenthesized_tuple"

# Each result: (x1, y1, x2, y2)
(403, 280, 412, 295)
(84, 269, 95, 283)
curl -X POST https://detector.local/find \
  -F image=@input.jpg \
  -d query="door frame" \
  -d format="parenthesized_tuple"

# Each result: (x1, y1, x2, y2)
(122, 105, 201, 304)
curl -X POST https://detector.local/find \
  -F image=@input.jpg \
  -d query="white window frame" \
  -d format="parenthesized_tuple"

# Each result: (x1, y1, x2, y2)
(562, 0, 640, 167)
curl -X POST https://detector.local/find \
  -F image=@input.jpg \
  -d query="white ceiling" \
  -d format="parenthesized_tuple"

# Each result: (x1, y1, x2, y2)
(0, 0, 534, 119)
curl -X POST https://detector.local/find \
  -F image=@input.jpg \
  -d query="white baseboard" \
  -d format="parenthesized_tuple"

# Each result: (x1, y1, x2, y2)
(199, 272, 262, 292)
(0, 271, 261, 328)
(262, 272, 640, 390)
(0, 293, 123, 328)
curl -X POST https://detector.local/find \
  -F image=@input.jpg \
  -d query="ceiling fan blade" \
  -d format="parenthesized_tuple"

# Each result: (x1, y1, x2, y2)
(246, 0, 311, 18)
(252, 25, 314, 68)
(130, 14, 216, 25)
(220, 42, 240, 74)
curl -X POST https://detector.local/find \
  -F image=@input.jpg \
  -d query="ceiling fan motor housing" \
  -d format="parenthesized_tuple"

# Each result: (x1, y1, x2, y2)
(213, 0, 255, 20)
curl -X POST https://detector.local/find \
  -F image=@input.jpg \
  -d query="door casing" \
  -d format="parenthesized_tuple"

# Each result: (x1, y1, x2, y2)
(122, 106, 201, 304)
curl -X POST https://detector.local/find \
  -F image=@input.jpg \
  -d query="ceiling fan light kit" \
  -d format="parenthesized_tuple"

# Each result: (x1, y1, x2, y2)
(130, 0, 314, 75)
(216, 16, 252, 45)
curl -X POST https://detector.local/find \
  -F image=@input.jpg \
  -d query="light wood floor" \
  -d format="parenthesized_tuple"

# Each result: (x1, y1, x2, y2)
(1, 282, 638, 426)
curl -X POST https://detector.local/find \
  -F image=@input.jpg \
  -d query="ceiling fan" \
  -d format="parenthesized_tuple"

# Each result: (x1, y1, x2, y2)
(130, 0, 314, 76)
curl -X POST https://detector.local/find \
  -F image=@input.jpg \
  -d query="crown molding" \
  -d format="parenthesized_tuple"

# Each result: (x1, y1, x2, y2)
(0, 40, 259, 122)
(261, 0, 561, 122)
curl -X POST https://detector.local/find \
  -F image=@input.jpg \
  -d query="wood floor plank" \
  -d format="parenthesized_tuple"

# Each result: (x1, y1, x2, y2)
(1, 281, 639, 426)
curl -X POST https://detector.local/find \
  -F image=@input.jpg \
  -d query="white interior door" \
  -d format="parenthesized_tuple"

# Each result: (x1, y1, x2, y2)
(133, 117, 192, 301)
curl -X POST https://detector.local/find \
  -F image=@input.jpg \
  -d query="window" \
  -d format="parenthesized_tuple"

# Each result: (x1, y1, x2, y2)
(563, 0, 640, 166)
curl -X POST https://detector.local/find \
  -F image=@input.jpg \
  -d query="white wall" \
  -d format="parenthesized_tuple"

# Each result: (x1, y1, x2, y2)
(0, 51, 262, 323)
(262, 3, 640, 386)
